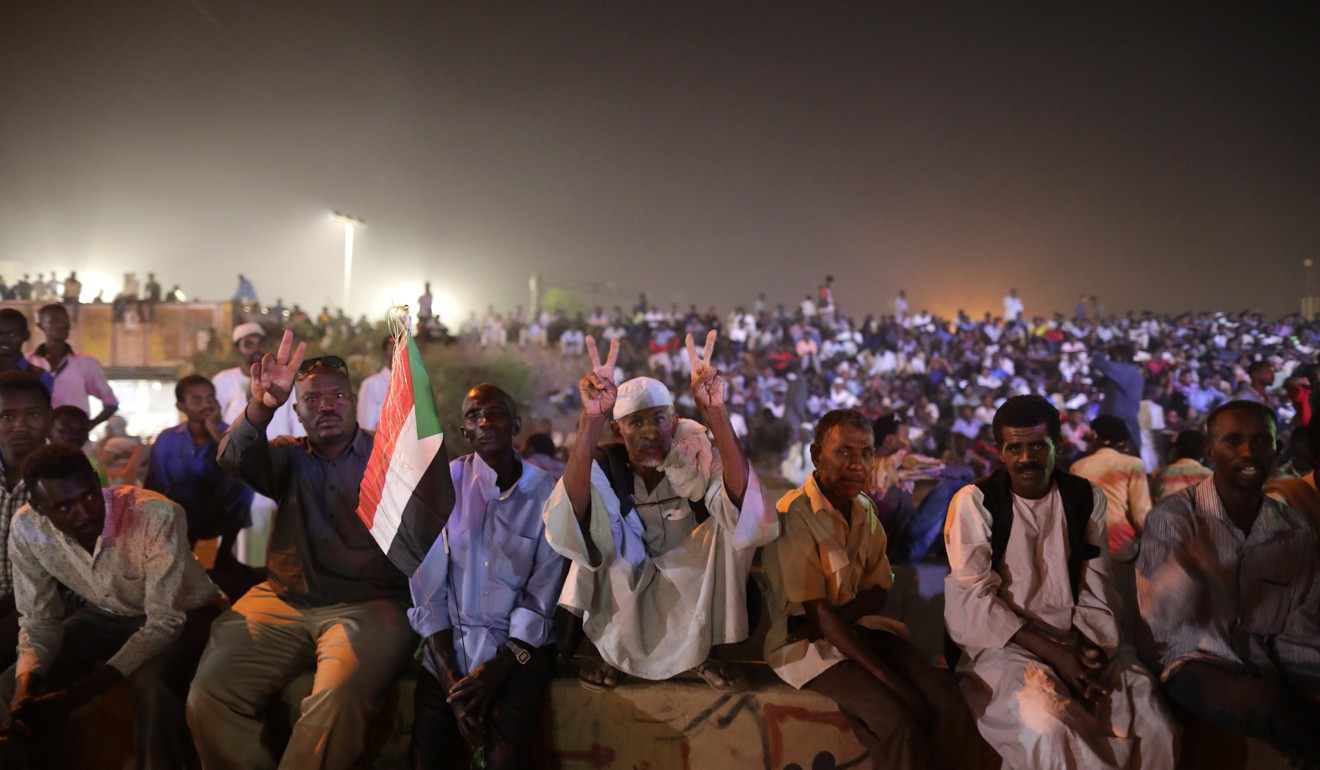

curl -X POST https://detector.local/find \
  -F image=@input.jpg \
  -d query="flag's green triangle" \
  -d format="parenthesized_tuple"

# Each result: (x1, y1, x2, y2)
(406, 334, 443, 438)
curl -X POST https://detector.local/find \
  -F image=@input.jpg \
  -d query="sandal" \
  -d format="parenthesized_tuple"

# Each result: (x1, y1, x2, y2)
(577, 660, 625, 692)
(695, 660, 749, 693)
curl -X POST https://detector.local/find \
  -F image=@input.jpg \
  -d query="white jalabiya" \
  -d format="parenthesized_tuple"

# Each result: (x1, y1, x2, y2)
(944, 482, 1177, 770)
(543, 426, 778, 680)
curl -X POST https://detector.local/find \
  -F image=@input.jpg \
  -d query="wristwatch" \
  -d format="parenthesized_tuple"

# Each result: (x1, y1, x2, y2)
(505, 640, 531, 665)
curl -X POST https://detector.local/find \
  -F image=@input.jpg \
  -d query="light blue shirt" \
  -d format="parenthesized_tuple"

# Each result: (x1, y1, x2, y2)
(409, 453, 562, 676)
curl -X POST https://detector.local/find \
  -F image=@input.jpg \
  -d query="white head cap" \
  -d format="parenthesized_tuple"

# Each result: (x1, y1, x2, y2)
(613, 377, 673, 420)
(231, 322, 265, 343)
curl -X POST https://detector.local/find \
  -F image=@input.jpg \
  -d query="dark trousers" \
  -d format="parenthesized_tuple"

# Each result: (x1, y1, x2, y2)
(1166, 660, 1320, 769)
(804, 629, 990, 770)
(0, 608, 17, 673)
(0, 602, 222, 770)
(410, 644, 554, 770)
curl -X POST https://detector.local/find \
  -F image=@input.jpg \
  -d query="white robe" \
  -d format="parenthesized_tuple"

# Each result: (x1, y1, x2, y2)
(543, 445, 778, 680)
(944, 482, 1177, 770)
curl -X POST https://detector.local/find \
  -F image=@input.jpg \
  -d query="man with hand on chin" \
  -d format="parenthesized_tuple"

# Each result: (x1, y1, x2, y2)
(544, 331, 778, 693)
(1139, 400, 1320, 766)
(945, 395, 1175, 769)
(408, 384, 561, 770)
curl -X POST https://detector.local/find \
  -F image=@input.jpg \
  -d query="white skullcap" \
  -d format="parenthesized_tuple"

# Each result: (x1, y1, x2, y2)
(231, 322, 266, 343)
(613, 377, 673, 420)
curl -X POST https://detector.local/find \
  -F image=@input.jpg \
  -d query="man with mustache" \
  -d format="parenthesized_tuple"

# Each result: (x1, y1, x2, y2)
(188, 333, 417, 770)
(1138, 400, 1320, 766)
(544, 331, 778, 692)
(762, 409, 986, 770)
(945, 395, 1175, 769)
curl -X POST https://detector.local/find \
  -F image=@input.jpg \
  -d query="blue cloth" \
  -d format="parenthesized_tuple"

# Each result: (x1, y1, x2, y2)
(409, 454, 562, 677)
(4, 357, 54, 393)
(1094, 354, 1145, 452)
(233, 279, 257, 303)
(145, 423, 253, 540)
(873, 466, 975, 564)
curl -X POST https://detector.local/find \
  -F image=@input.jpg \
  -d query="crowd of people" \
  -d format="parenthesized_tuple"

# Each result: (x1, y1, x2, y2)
(0, 283, 1316, 770)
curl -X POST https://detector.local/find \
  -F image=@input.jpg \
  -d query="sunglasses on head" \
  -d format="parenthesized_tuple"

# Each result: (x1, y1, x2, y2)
(297, 355, 348, 377)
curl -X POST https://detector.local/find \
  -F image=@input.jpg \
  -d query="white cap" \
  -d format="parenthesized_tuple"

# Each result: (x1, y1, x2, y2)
(231, 322, 265, 343)
(613, 377, 673, 420)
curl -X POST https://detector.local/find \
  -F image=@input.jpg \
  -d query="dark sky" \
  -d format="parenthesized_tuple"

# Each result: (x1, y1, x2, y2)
(3, 2, 1318, 321)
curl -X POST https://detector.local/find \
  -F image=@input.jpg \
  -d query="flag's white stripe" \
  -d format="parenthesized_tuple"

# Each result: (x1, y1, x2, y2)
(366, 407, 444, 553)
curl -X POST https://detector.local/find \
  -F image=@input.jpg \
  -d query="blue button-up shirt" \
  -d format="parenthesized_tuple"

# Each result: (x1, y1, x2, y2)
(409, 453, 562, 677)
(145, 422, 253, 540)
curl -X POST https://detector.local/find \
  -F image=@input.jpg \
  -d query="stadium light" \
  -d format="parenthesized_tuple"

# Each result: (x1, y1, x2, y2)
(333, 211, 366, 312)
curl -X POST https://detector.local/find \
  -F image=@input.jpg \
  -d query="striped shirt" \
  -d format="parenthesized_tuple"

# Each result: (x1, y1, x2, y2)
(1137, 476, 1320, 679)
(0, 474, 31, 598)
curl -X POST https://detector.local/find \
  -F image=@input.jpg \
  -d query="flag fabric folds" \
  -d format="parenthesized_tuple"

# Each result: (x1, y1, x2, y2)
(356, 331, 454, 576)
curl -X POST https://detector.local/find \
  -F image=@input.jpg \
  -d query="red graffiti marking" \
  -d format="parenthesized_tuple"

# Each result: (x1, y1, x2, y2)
(762, 703, 856, 767)
(553, 743, 617, 768)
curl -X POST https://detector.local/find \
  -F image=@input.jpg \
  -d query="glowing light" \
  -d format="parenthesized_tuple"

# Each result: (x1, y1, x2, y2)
(332, 212, 366, 312)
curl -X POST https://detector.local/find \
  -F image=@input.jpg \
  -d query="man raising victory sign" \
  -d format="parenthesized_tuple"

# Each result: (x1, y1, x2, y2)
(544, 331, 779, 692)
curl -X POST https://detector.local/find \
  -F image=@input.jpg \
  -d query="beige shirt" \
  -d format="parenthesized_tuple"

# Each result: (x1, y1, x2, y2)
(761, 474, 903, 689)
(11, 486, 222, 677)
(1070, 447, 1151, 558)
(945, 480, 1118, 663)
(543, 449, 778, 680)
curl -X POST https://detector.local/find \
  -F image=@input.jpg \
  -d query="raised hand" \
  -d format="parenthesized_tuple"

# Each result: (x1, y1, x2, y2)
(686, 330, 725, 410)
(250, 330, 307, 409)
(580, 335, 619, 418)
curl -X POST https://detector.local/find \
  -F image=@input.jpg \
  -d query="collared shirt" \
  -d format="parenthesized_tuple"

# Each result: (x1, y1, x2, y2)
(1137, 476, 1320, 679)
(1151, 457, 1213, 502)
(27, 347, 118, 414)
(145, 422, 253, 540)
(356, 366, 390, 432)
(1070, 447, 1152, 558)
(409, 454, 561, 676)
(0, 468, 32, 598)
(217, 413, 408, 606)
(11, 487, 221, 677)
(761, 474, 902, 689)
(945, 481, 1118, 664)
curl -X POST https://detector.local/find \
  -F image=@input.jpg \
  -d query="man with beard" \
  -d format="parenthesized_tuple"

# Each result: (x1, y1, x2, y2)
(945, 395, 1175, 769)
(408, 384, 562, 769)
(187, 332, 417, 770)
(1139, 400, 1320, 766)
(762, 409, 986, 770)
(544, 332, 778, 692)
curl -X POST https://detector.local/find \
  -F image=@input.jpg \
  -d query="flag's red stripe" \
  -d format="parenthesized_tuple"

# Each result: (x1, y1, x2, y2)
(356, 343, 415, 530)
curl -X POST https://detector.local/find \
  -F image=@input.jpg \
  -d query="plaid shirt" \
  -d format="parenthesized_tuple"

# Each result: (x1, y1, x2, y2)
(0, 474, 32, 598)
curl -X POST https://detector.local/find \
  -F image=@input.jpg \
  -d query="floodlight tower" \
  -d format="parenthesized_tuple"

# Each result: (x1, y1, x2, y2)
(333, 211, 366, 312)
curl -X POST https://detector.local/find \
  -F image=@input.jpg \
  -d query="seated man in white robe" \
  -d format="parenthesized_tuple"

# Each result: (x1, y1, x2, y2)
(544, 332, 778, 691)
(945, 395, 1176, 770)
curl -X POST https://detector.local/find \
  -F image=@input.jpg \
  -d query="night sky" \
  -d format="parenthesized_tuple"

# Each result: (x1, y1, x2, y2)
(3, 2, 1317, 321)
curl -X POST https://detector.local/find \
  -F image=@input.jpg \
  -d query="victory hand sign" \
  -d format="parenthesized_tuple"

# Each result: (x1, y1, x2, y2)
(580, 335, 619, 419)
(250, 330, 307, 409)
(686, 330, 725, 411)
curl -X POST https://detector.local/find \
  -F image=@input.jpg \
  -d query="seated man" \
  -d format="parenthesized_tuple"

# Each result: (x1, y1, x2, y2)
(187, 333, 417, 770)
(544, 333, 778, 691)
(0, 373, 58, 673)
(945, 395, 1175, 769)
(1, 445, 225, 768)
(49, 405, 110, 485)
(866, 413, 973, 563)
(1139, 400, 1320, 765)
(409, 384, 562, 770)
(1069, 415, 1152, 562)
(762, 409, 985, 770)
(144, 375, 253, 564)
(1151, 429, 1212, 503)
